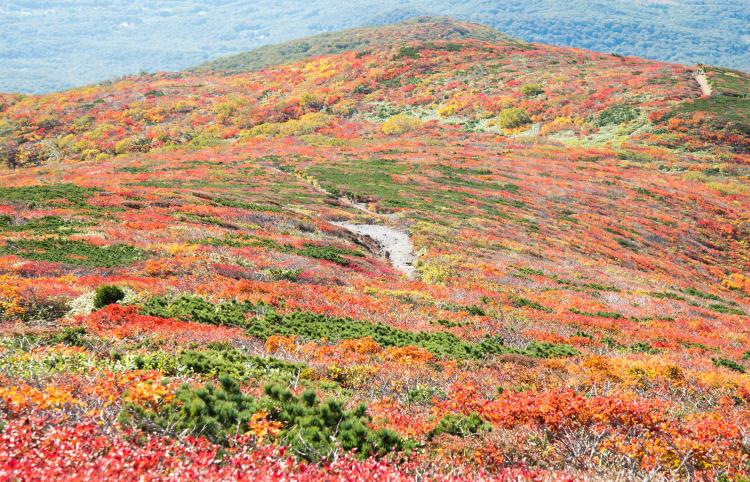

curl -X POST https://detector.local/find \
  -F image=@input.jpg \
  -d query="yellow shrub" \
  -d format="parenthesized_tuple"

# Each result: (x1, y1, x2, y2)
(494, 108, 531, 130)
(437, 103, 459, 117)
(243, 113, 333, 138)
(381, 114, 422, 135)
(417, 255, 460, 285)
(723, 273, 750, 294)
(540, 116, 577, 135)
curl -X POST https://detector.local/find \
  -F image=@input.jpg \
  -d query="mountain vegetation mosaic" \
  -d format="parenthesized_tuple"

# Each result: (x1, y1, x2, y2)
(1, 17, 750, 481)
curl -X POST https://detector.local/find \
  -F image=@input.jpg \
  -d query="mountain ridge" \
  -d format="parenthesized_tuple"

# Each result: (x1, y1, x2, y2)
(191, 16, 516, 74)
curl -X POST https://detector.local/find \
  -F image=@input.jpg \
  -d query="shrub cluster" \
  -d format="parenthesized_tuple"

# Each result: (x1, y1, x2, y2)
(594, 104, 640, 126)
(93, 285, 125, 309)
(125, 377, 406, 461)
(495, 108, 531, 129)
(142, 295, 264, 327)
(0, 239, 145, 267)
(250, 311, 578, 360)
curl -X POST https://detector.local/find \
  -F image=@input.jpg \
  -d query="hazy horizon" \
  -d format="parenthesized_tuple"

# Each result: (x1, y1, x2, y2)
(2, 0, 749, 93)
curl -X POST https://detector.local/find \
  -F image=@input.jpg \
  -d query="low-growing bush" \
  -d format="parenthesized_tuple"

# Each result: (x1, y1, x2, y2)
(594, 104, 640, 126)
(712, 357, 746, 373)
(393, 46, 420, 60)
(298, 244, 359, 266)
(249, 311, 577, 360)
(429, 412, 491, 439)
(178, 345, 305, 383)
(126, 376, 258, 443)
(126, 378, 407, 461)
(93, 285, 125, 309)
(0, 238, 145, 267)
(495, 108, 531, 130)
(521, 84, 545, 97)
(267, 268, 302, 281)
(142, 295, 265, 327)
(381, 114, 422, 135)
(0, 183, 97, 208)
(265, 384, 406, 460)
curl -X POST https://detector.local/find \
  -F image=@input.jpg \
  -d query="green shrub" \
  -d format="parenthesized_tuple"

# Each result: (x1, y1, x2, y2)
(713, 357, 746, 373)
(464, 305, 486, 316)
(126, 376, 258, 443)
(429, 412, 491, 439)
(298, 245, 358, 266)
(0, 239, 145, 267)
(405, 385, 444, 406)
(178, 345, 305, 383)
(250, 311, 509, 359)
(510, 295, 552, 312)
(708, 303, 745, 316)
(629, 342, 660, 355)
(141, 295, 264, 327)
(569, 308, 623, 319)
(265, 384, 406, 460)
(594, 104, 640, 126)
(680, 287, 721, 300)
(127, 378, 406, 460)
(249, 311, 577, 360)
(267, 268, 302, 281)
(0, 215, 84, 233)
(394, 46, 420, 60)
(521, 84, 545, 97)
(93, 285, 125, 309)
(0, 183, 97, 208)
(48, 327, 88, 347)
(495, 108, 531, 129)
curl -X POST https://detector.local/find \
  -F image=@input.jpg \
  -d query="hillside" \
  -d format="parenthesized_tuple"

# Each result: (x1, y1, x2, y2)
(2, 1, 749, 93)
(1, 18, 750, 481)
(192, 17, 513, 73)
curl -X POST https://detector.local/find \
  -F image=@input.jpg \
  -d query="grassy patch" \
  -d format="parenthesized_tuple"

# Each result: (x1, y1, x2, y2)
(0, 238, 145, 267)
(0, 183, 97, 208)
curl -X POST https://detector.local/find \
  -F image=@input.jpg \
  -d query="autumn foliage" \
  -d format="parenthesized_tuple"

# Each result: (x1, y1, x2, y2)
(0, 17, 749, 481)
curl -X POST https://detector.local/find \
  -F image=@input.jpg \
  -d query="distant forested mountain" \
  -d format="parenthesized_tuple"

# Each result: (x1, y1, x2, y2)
(1, 0, 748, 92)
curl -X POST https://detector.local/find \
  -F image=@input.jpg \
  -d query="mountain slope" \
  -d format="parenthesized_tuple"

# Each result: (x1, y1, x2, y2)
(2, 17, 748, 170)
(1, 18, 750, 480)
(2, 1, 749, 93)
(192, 17, 513, 74)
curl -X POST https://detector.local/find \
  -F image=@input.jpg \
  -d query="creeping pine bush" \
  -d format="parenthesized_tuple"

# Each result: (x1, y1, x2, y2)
(713, 357, 746, 373)
(141, 295, 264, 327)
(250, 311, 579, 360)
(429, 412, 491, 439)
(177, 345, 305, 383)
(93, 285, 125, 309)
(125, 378, 407, 461)
(594, 104, 640, 126)
(264, 384, 406, 461)
(267, 268, 302, 281)
(0, 238, 144, 267)
(125, 376, 258, 443)
(393, 46, 420, 60)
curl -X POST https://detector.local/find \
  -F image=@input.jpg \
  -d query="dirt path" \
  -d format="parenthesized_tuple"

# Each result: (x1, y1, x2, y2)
(332, 222, 416, 278)
(693, 71, 713, 96)
(266, 163, 418, 278)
